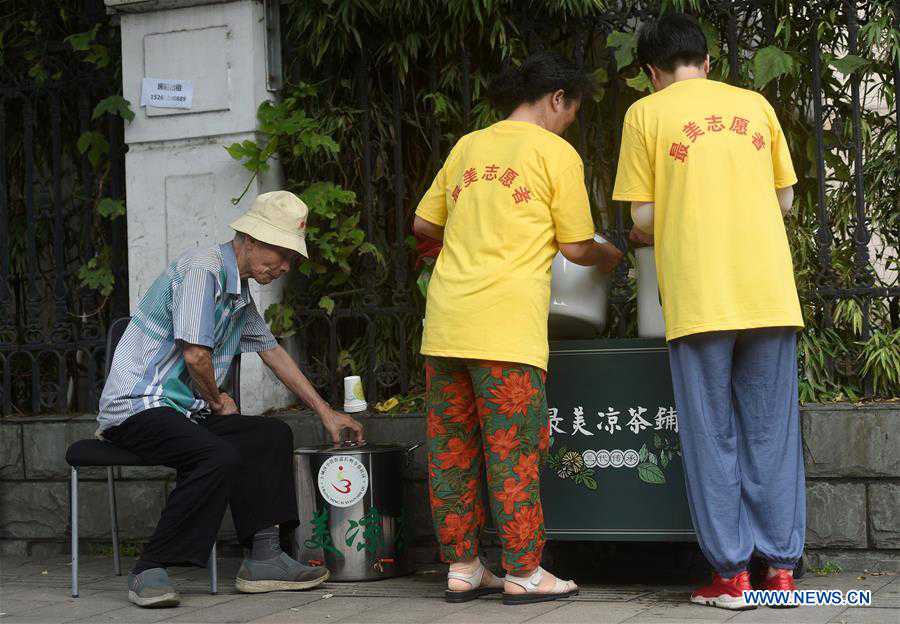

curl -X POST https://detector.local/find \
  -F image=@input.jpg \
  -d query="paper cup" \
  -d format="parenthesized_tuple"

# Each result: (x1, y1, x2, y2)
(343, 376, 367, 413)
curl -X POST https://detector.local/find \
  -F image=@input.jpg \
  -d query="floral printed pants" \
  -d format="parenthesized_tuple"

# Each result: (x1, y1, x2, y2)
(425, 356, 550, 574)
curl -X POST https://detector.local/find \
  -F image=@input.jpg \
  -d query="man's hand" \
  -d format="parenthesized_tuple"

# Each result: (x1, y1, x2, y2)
(210, 392, 239, 416)
(182, 342, 236, 414)
(629, 226, 654, 248)
(319, 408, 365, 444)
(257, 345, 365, 443)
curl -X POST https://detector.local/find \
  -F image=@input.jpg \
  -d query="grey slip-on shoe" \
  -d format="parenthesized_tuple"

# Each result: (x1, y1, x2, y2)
(235, 552, 330, 593)
(127, 568, 180, 608)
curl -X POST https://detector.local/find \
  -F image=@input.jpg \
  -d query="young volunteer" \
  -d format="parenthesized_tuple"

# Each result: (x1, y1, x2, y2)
(612, 14, 805, 610)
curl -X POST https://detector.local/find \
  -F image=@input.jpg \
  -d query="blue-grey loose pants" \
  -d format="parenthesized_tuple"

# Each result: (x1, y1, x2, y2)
(668, 327, 806, 577)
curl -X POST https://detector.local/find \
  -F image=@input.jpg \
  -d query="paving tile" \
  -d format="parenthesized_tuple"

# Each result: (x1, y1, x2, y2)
(572, 585, 655, 603)
(870, 576, 900, 608)
(799, 574, 895, 594)
(0, 593, 140, 623)
(305, 575, 446, 600)
(874, 576, 900, 593)
(250, 597, 397, 623)
(629, 588, 691, 604)
(3, 578, 86, 590)
(729, 605, 847, 623)
(786, 574, 898, 611)
(330, 596, 473, 624)
(620, 602, 737, 622)
(427, 597, 568, 624)
(0, 598, 55, 617)
(3, 575, 114, 591)
(827, 607, 900, 624)
(0, 556, 32, 571)
(167, 592, 326, 623)
(66, 592, 247, 623)
(5, 569, 118, 590)
(68, 604, 197, 624)
(527, 600, 651, 623)
(1, 586, 100, 604)
(1, 559, 79, 578)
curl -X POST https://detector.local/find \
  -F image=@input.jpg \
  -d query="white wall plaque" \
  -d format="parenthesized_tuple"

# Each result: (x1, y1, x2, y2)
(141, 77, 194, 108)
(143, 25, 231, 118)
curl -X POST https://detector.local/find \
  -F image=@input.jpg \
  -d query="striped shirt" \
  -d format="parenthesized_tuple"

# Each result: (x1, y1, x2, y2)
(97, 243, 278, 432)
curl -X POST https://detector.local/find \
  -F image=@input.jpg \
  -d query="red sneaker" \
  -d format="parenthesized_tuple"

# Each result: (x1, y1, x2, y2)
(760, 568, 796, 591)
(760, 569, 798, 608)
(690, 571, 755, 610)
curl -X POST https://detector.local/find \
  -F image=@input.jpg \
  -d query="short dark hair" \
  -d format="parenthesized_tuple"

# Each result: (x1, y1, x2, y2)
(488, 51, 595, 112)
(637, 13, 708, 73)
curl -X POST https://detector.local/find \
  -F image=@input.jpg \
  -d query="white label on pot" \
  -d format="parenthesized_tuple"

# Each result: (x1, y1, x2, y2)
(317, 455, 369, 508)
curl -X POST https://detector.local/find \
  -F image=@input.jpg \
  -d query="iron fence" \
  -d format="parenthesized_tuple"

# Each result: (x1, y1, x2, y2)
(0, 77, 127, 415)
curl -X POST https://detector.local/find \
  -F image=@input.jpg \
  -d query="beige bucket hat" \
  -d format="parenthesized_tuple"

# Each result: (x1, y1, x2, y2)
(229, 191, 309, 257)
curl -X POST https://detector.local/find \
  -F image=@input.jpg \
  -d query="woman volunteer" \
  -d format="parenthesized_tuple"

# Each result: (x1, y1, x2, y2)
(413, 52, 622, 605)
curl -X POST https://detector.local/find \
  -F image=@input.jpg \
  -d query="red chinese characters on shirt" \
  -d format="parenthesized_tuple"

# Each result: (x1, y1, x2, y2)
(451, 164, 530, 203)
(682, 121, 705, 142)
(730, 116, 749, 135)
(667, 114, 767, 163)
(512, 186, 531, 204)
(751, 132, 766, 151)
(705, 115, 725, 132)
(499, 167, 519, 187)
(669, 142, 689, 163)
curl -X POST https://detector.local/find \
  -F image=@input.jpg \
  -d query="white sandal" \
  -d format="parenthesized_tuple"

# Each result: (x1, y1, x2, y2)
(445, 561, 504, 603)
(503, 567, 578, 605)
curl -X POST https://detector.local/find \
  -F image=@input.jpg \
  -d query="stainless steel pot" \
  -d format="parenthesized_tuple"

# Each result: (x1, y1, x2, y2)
(292, 441, 421, 582)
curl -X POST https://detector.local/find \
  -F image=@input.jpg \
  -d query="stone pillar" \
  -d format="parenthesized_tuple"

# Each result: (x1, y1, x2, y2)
(105, 0, 292, 414)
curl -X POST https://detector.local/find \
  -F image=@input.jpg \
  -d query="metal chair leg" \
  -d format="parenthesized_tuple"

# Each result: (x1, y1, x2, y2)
(70, 466, 79, 598)
(107, 467, 121, 575)
(208, 541, 218, 594)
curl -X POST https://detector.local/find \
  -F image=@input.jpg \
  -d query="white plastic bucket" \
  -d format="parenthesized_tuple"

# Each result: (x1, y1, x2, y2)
(549, 252, 611, 340)
(635, 247, 665, 338)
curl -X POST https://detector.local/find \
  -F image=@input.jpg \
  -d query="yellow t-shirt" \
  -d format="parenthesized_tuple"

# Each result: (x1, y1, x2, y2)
(612, 78, 803, 341)
(416, 120, 596, 370)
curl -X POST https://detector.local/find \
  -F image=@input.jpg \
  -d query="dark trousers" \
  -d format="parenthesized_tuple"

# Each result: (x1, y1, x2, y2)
(104, 407, 299, 567)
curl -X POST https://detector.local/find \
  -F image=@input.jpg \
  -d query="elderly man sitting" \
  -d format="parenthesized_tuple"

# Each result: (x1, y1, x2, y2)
(97, 191, 364, 608)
